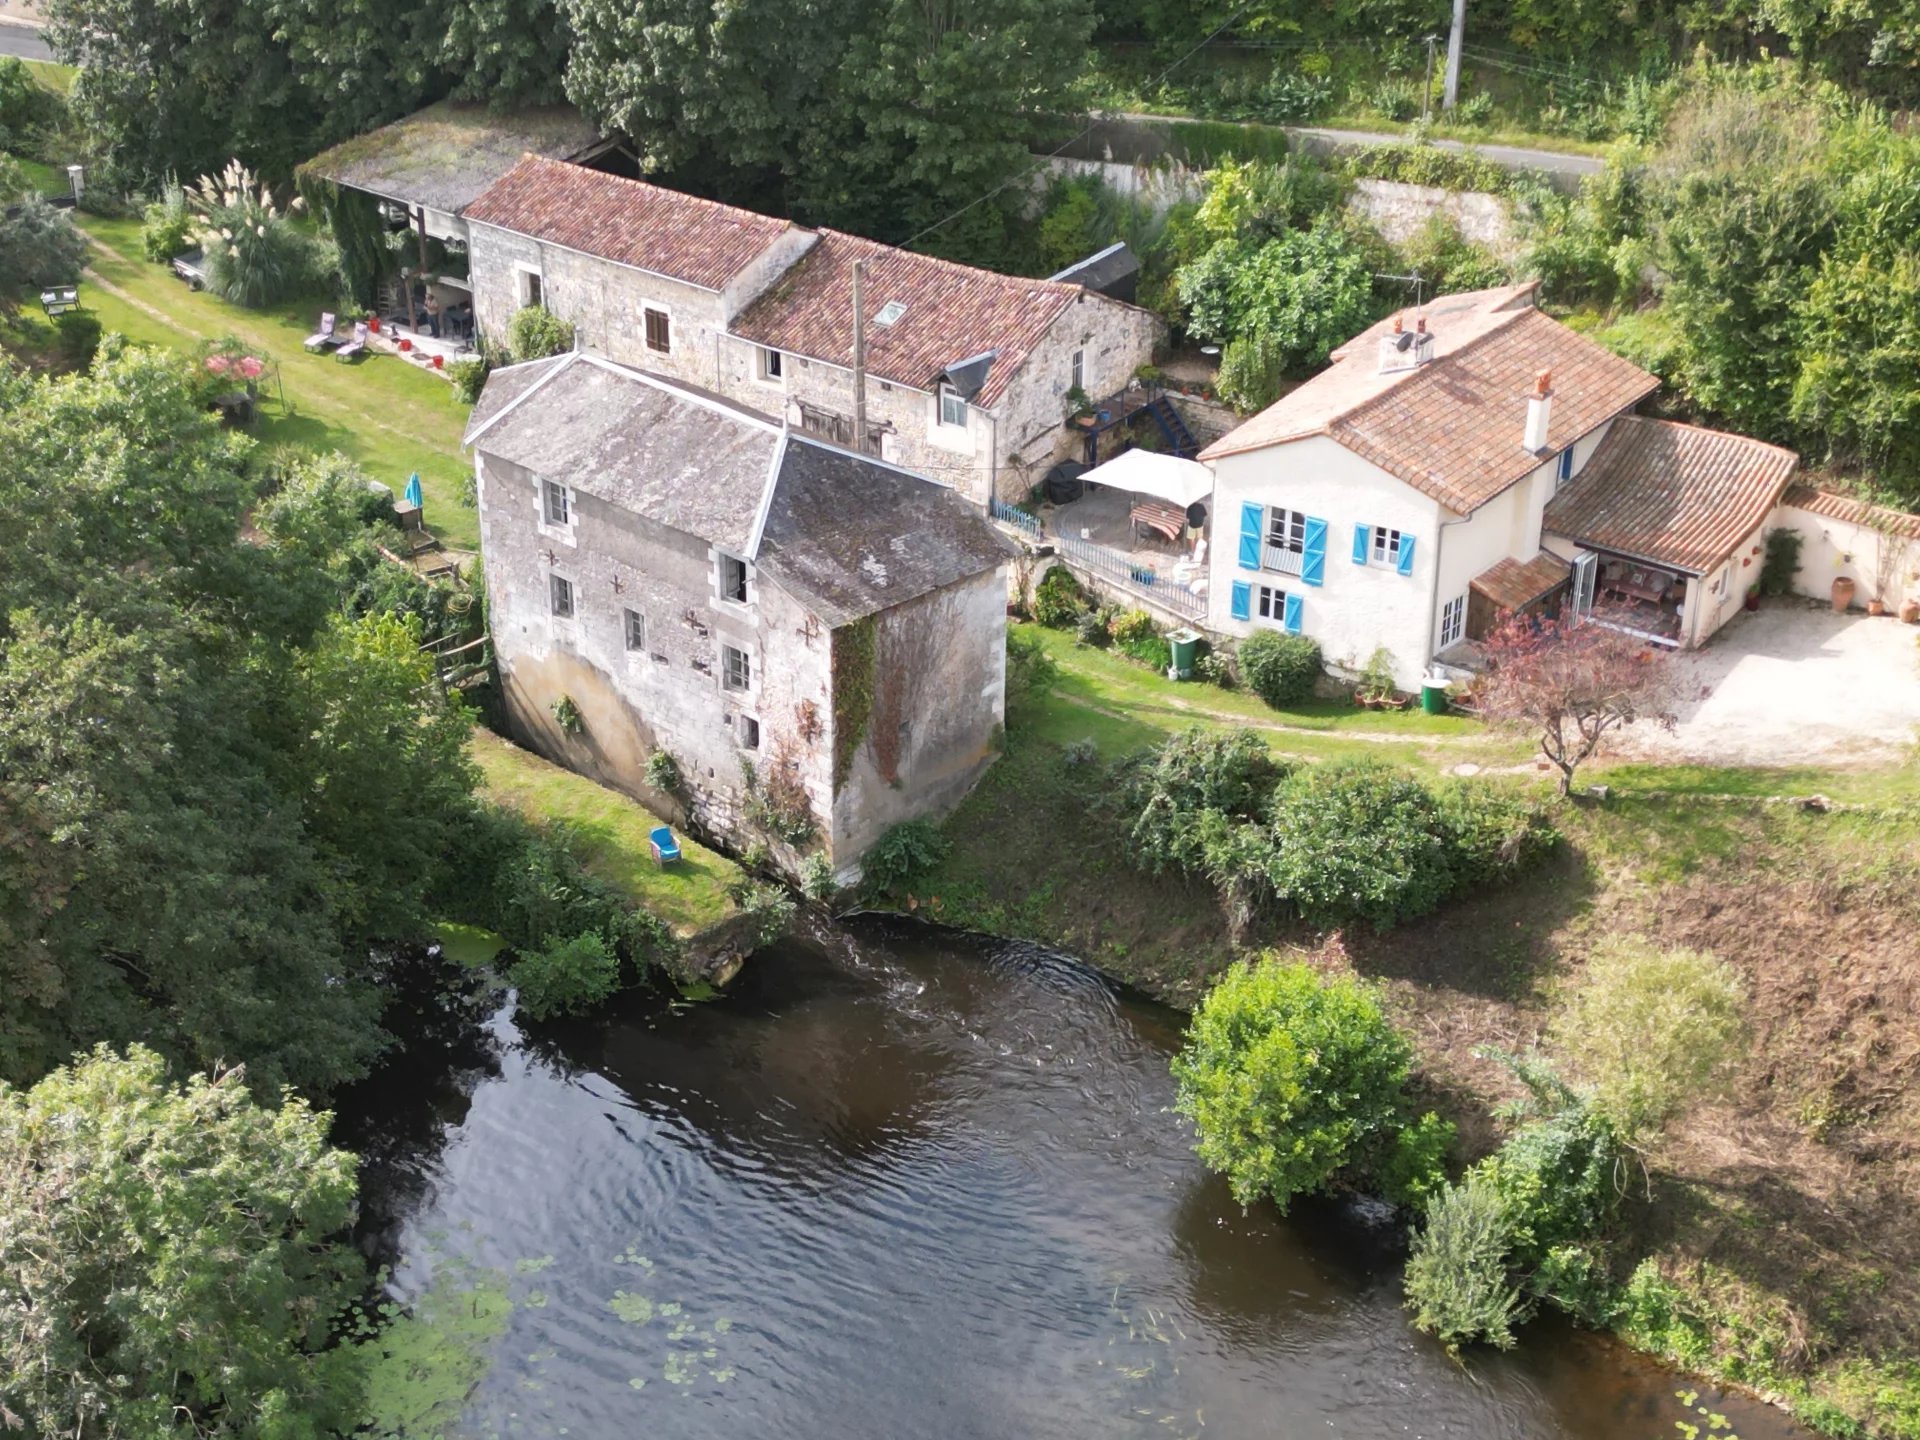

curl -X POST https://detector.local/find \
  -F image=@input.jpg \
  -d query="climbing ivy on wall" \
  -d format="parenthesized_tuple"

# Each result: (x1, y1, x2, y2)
(831, 617, 877, 794)
(297, 175, 390, 308)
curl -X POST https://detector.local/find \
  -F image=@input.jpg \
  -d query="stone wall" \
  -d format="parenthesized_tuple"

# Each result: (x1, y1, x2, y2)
(1346, 178, 1519, 260)
(1775, 496, 1920, 612)
(476, 450, 835, 857)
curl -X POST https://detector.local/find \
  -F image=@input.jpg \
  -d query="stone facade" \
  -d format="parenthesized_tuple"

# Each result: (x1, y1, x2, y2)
(468, 221, 1162, 509)
(476, 447, 1007, 877)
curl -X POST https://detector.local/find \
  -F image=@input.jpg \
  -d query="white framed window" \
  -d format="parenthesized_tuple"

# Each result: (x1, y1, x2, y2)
(643, 304, 671, 354)
(541, 478, 570, 527)
(515, 265, 544, 310)
(549, 573, 575, 619)
(1255, 583, 1288, 625)
(717, 551, 750, 605)
(720, 644, 751, 693)
(1263, 506, 1305, 575)
(623, 607, 646, 652)
(1070, 347, 1085, 394)
(1440, 594, 1466, 647)
(1372, 527, 1404, 566)
(737, 714, 761, 750)
(937, 384, 968, 429)
(758, 346, 783, 382)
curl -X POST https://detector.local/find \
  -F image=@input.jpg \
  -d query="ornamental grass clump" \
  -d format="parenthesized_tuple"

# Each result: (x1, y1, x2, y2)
(187, 160, 309, 308)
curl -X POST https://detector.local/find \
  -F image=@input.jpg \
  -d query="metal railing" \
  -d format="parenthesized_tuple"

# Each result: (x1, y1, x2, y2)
(1053, 532, 1208, 620)
(1261, 543, 1304, 577)
(989, 497, 1042, 535)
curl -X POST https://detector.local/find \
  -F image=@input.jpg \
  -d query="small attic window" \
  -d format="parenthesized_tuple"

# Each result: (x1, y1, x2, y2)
(875, 301, 907, 326)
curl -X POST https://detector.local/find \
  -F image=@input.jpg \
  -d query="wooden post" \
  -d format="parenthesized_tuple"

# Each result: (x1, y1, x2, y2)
(407, 206, 429, 332)
(851, 258, 869, 455)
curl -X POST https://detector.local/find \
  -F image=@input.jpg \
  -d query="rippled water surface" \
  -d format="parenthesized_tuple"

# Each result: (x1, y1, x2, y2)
(337, 920, 1804, 1440)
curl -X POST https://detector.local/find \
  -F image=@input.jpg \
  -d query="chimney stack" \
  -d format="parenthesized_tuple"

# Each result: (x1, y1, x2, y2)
(1377, 312, 1436, 375)
(1523, 368, 1553, 454)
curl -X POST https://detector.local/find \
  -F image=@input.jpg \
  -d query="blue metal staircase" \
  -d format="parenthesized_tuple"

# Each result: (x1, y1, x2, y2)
(1146, 396, 1199, 459)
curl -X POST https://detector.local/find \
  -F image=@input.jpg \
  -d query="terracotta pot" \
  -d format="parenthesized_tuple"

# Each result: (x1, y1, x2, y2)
(1867, 598, 1887, 617)
(1831, 575, 1856, 613)
(1901, 598, 1920, 625)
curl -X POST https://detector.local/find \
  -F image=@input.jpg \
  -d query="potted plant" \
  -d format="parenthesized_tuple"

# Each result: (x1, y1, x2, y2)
(1353, 646, 1406, 709)
(1744, 583, 1760, 612)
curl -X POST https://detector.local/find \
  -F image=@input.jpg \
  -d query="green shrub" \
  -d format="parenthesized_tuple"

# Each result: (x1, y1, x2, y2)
(140, 178, 194, 262)
(512, 931, 621, 1019)
(1238, 630, 1322, 708)
(1479, 1103, 1621, 1270)
(1377, 1110, 1457, 1209)
(1032, 565, 1090, 627)
(1354, 645, 1397, 703)
(1125, 726, 1283, 874)
(733, 879, 797, 947)
(53, 311, 101, 369)
(1367, 75, 1424, 122)
(1404, 1171, 1525, 1351)
(800, 852, 837, 902)
(863, 819, 950, 892)
(186, 162, 309, 309)
(0, 194, 87, 291)
(1265, 763, 1454, 928)
(1546, 939, 1746, 1144)
(1073, 608, 1109, 646)
(1119, 633, 1172, 672)
(508, 304, 574, 361)
(1172, 959, 1415, 1211)
(1005, 629, 1058, 715)
(447, 356, 491, 404)
(1106, 608, 1158, 645)
(644, 748, 683, 797)
(1759, 526, 1803, 597)
(1430, 783, 1560, 888)
(1194, 647, 1236, 688)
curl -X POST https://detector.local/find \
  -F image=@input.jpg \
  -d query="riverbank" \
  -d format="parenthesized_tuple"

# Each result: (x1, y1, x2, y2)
(897, 626, 1920, 1440)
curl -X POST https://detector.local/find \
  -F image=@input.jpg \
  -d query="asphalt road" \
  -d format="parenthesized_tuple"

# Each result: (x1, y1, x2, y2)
(0, 19, 52, 61)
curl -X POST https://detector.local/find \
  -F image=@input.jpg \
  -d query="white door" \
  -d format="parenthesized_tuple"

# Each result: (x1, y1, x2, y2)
(1569, 549, 1598, 619)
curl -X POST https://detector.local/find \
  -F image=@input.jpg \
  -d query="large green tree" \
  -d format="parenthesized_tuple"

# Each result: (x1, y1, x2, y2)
(0, 348, 475, 1093)
(0, 1045, 366, 1438)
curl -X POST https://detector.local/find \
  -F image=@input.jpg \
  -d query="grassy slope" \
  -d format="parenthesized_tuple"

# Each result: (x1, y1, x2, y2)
(76, 215, 481, 552)
(915, 623, 1920, 1438)
(469, 728, 740, 937)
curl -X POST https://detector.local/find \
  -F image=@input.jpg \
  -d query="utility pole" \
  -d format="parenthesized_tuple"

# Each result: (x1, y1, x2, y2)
(1422, 34, 1438, 120)
(851, 258, 869, 455)
(1442, 0, 1466, 110)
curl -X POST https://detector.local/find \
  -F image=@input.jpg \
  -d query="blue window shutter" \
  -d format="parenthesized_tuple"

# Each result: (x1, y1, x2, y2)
(1301, 516, 1327, 586)
(1558, 448, 1574, 482)
(1283, 593, 1303, 633)
(1237, 502, 1263, 571)
(1230, 580, 1251, 621)
(1397, 533, 1417, 576)
(1352, 524, 1371, 565)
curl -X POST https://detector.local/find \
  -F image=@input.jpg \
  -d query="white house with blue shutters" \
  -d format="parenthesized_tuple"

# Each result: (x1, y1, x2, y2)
(1201, 284, 1668, 690)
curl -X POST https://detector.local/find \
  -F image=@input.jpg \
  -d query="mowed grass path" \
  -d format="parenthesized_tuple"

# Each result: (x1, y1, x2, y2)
(77, 215, 481, 552)
(469, 727, 740, 936)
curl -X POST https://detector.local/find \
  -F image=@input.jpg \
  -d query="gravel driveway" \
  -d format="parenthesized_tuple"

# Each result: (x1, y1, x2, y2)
(1619, 601, 1920, 768)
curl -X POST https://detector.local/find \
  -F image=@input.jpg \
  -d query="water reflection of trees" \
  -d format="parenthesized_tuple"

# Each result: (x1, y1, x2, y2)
(332, 946, 505, 1270)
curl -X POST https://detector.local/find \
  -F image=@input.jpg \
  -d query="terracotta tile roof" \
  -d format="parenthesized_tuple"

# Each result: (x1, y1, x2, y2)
(464, 155, 801, 292)
(1471, 552, 1572, 611)
(1781, 484, 1920, 541)
(1333, 309, 1660, 513)
(1200, 289, 1660, 515)
(730, 230, 1084, 407)
(1544, 416, 1800, 575)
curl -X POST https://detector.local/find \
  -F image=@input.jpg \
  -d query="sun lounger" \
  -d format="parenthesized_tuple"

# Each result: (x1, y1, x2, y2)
(303, 312, 339, 352)
(334, 320, 369, 363)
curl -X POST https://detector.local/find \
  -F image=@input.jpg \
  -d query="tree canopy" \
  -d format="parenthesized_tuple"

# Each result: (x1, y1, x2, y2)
(0, 347, 476, 1094)
(0, 1045, 366, 1438)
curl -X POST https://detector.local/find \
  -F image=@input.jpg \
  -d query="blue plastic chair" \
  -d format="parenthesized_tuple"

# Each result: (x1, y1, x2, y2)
(649, 825, 682, 868)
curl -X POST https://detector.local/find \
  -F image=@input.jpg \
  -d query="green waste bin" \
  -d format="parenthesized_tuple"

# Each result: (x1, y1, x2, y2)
(1166, 628, 1201, 681)
(1420, 672, 1450, 715)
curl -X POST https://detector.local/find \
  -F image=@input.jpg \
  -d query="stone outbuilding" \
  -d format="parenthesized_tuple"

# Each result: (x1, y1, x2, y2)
(465, 352, 1017, 876)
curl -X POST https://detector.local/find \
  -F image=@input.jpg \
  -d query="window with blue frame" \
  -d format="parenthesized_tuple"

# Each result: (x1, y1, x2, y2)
(1556, 448, 1574, 486)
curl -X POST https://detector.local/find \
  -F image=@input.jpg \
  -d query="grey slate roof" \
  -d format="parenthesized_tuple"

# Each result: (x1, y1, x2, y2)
(466, 355, 778, 554)
(1048, 241, 1141, 299)
(758, 437, 1018, 626)
(300, 102, 602, 216)
(465, 354, 1011, 624)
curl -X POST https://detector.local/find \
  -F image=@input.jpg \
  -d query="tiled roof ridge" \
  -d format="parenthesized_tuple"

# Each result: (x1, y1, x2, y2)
(486, 153, 798, 236)
(818, 227, 1085, 301)
(1332, 303, 1543, 444)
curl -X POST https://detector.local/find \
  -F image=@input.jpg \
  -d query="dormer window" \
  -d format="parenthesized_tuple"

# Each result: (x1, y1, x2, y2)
(876, 301, 907, 326)
(938, 384, 967, 429)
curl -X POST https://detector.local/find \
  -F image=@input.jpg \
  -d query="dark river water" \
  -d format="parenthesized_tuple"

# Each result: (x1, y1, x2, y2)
(336, 918, 1804, 1440)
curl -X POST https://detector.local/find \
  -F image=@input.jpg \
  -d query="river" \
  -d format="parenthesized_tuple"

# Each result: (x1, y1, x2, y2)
(336, 918, 1802, 1440)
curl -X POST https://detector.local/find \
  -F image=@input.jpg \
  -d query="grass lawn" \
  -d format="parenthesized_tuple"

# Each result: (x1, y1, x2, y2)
(23, 59, 77, 94)
(75, 214, 482, 552)
(469, 727, 740, 937)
